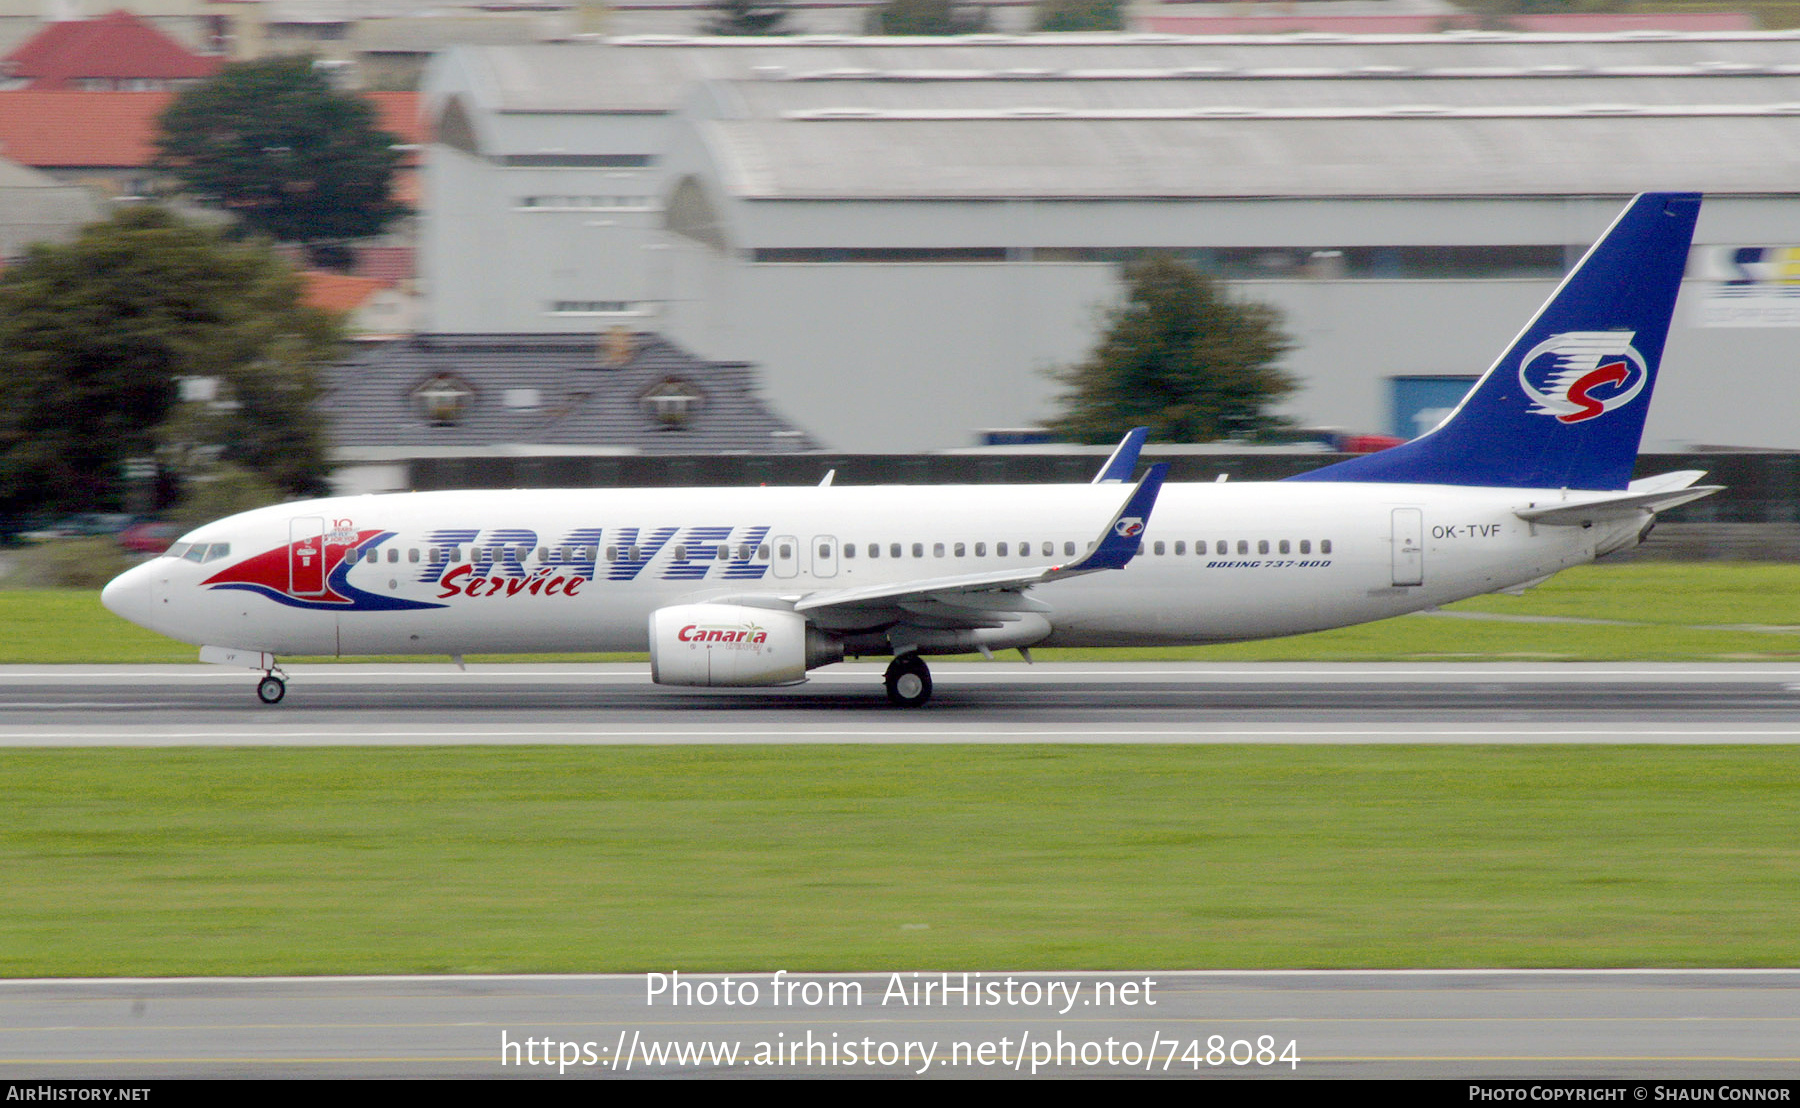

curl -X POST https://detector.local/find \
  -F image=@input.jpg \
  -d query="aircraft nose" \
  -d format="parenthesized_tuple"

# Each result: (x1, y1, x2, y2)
(101, 560, 156, 629)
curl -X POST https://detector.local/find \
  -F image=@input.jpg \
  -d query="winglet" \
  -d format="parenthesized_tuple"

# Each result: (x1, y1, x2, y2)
(1092, 427, 1149, 483)
(1053, 462, 1168, 576)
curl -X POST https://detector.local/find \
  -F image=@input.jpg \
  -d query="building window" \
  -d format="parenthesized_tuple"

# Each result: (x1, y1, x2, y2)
(413, 374, 475, 427)
(519, 196, 653, 211)
(550, 301, 638, 315)
(639, 378, 705, 430)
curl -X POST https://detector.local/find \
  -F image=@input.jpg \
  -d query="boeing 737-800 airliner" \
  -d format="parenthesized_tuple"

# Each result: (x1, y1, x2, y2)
(103, 192, 1718, 706)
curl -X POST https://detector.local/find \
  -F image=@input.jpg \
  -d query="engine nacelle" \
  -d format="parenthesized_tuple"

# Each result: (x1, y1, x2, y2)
(649, 604, 839, 687)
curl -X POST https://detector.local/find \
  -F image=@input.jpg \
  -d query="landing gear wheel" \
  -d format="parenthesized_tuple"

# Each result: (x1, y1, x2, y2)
(884, 654, 932, 708)
(257, 675, 286, 705)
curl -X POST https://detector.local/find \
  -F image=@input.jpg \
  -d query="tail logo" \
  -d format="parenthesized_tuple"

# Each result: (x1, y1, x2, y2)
(1518, 331, 1647, 424)
(1115, 517, 1145, 538)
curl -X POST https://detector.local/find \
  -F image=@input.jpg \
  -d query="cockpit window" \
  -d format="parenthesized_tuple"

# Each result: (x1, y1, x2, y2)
(174, 542, 233, 563)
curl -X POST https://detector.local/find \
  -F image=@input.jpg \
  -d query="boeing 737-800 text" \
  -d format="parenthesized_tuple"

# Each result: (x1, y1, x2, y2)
(102, 192, 1718, 706)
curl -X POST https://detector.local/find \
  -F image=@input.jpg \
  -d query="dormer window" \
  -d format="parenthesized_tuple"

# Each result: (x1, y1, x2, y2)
(414, 374, 475, 426)
(640, 378, 704, 430)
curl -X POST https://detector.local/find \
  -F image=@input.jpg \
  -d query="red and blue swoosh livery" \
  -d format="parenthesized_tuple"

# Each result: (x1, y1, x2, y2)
(202, 530, 447, 611)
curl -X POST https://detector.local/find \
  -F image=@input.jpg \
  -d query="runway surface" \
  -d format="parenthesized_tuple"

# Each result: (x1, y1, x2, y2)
(3, 970, 1797, 1079)
(2, 662, 1800, 743)
(5, 664, 1797, 1080)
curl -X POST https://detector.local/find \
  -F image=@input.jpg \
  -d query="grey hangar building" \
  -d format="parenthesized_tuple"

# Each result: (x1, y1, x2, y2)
(419, 31, 1800, 453)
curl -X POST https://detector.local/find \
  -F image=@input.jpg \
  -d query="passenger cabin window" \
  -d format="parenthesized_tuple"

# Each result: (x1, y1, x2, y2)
(758, 544, 770, 560)
(997, 542, 1008, 557)
(912, 543, 924, 558)
(1300, 540, 1311, 554)
(975, 542, 986, 557)
(953, 542, 965, 557)
(1321, 540, 1333, 554)
(1174, 541, 1186, 555)
(1064, 541, 1076, 556)
(1279, 540, 1291, 555)
(1153, 541, 1165, 555)
(933, 543, 945, 558)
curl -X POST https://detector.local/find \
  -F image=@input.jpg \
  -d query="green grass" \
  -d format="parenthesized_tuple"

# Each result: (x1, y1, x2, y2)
(1, 746, 1795, 976)
(9, 562, 1800, 664)
(1637, 0, 1800, 30)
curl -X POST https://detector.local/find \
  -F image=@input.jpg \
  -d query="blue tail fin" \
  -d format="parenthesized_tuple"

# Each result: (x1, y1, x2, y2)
(1290, 192, 1701, 491)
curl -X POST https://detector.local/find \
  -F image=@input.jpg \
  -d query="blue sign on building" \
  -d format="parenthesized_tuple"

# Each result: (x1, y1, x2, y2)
(1390, 376, 1478, 440)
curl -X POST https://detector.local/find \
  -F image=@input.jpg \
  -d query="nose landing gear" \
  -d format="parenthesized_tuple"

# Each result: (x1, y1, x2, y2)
(884, 654, 932, 708)
(198, 647, 290, 705)
(256, 668, 287, 705)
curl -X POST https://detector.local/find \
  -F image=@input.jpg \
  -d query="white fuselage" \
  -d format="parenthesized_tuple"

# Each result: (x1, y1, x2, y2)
(102, 481, 1638, 659)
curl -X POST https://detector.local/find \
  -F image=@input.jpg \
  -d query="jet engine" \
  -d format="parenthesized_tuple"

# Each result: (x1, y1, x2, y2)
(648, 604, 842, 687)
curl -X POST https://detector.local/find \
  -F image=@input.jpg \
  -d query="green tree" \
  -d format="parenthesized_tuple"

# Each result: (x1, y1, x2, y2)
(1034, 0, 1123, 31)
(1049, 255, 1294, 444)
(156, 56, 405, 244)
(0, 207, 341, 519)
(867, 0, 991, 35)
(702, 0, 792, 34)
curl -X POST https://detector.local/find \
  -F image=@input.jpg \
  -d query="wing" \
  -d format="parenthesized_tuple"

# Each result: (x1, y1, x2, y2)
(708, 464, 1167, 638)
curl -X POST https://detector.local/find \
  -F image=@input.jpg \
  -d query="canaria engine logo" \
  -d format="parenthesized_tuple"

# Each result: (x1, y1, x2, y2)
(1517, 331, 1648, 425)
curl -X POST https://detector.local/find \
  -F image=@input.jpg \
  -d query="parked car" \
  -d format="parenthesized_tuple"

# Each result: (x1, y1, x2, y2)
(117, 521, 181, 555)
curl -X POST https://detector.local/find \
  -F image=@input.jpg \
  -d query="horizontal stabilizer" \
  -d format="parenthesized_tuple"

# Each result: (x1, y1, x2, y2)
(1515, 481, 1721, 526)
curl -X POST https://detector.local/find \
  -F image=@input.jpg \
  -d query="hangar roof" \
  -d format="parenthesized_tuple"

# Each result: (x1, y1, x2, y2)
(690, 75, 1800, 199)
(433, 35, 1800, 199)
(446, 33, 1800, 115)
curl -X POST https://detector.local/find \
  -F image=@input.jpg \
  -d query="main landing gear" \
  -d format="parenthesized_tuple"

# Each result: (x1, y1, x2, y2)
(884, 654, 932, 708)
(256, 668, 287, 705)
